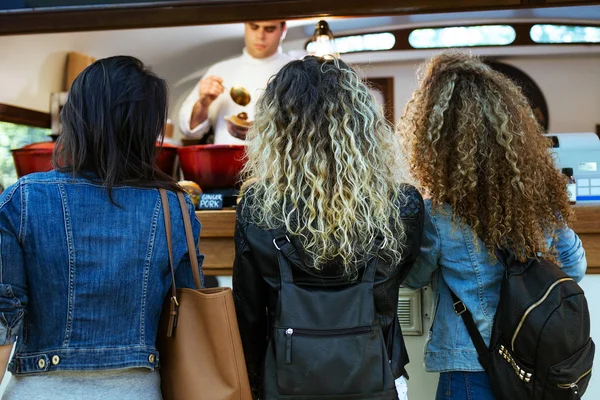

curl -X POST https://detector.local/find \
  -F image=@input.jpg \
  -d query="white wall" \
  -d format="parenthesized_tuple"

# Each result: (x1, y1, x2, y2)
(578, 275, 600, 399)
(2, 28, 598, 138)
(353, 54, 600, 134)
(404, 288, 438, 400)
(0, 25, 245, 114)
(490, 55, 600, 134)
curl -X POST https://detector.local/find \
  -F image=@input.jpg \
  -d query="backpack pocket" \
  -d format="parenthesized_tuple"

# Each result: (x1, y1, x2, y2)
(488, 340, 535, 400)
(545, 338, 595, 400)
(274, 325, 389, 395)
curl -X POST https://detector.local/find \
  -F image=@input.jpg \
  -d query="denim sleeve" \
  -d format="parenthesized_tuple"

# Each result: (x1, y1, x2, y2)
(174, 197, 205, 289)
(0, 182, 28, 345)
(403, 203, 441, 289)
(552, 226, 587, 283)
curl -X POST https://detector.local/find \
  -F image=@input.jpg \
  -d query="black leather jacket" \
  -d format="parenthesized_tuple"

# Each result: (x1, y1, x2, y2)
(233, 185, 424, 396)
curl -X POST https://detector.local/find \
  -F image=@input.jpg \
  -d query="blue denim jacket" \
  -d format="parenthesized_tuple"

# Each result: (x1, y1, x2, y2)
(0, 171, 204, 375)
(404, 200, 587, 373)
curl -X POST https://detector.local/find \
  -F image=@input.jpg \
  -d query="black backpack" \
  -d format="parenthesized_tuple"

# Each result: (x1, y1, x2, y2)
(260, 234, 398, 400)
(451, 249, 595, 400)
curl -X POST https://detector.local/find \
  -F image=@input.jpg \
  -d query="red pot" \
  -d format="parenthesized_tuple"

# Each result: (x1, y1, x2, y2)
(11, 141, 179, 178)
(178, 145, 246, 190)
(11, 142, 54, 177)
(156, 142, 179, 176)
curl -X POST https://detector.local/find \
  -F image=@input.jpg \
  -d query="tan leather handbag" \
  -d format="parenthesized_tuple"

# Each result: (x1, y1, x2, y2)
(156, 189, 252, 400)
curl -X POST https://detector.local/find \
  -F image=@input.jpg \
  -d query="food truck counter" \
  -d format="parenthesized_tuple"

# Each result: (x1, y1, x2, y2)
(196, 204, 600, 276)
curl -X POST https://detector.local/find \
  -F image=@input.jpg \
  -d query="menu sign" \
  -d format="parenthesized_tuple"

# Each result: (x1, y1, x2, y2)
(198, 194, 223, 210)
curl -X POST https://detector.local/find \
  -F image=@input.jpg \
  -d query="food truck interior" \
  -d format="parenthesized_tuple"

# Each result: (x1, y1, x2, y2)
(1, 1, 599, 398)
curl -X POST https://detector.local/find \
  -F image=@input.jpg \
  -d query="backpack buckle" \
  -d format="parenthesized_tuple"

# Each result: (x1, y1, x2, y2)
(453, 300, 467, 315)
(273, 235, 291, 250)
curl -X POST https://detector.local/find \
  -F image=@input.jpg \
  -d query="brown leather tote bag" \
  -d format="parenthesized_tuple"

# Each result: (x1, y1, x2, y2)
(156, 189, 252, 400)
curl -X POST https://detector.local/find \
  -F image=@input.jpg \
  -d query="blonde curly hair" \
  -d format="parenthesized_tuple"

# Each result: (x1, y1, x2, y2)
(399, 52, 573, 261)
(241, 56, 407, 274)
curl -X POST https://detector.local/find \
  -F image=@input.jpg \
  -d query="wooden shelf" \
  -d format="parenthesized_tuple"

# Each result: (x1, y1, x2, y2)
(196, 205, 600, 276)
(572, 204, 600, 274)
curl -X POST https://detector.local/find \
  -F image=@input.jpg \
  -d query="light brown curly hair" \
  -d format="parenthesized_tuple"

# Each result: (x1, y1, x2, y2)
(399, 52, 573, 261)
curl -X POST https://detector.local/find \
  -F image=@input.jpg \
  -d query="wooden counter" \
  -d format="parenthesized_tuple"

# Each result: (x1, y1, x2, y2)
(196, 209, 236, 276)
(197, 205, 600, 276)
(571, 204, 600, 274)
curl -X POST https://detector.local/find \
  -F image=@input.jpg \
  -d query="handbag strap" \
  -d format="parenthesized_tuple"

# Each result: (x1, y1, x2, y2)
(449, 289, 489, 362)
(176, 191, 202, 289)
(159, 189, 179, 337)
(158, 189, 202, 337)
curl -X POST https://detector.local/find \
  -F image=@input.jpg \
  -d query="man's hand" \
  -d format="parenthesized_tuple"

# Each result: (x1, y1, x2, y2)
(198, 75, 224, 107)
(190, 75, 224, 130)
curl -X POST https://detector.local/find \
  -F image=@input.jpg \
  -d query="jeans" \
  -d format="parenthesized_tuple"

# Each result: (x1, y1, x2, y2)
(435, 372, 497, 400)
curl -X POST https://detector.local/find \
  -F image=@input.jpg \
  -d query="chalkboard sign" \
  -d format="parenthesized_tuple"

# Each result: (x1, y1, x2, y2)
(197, 193, 224, 210)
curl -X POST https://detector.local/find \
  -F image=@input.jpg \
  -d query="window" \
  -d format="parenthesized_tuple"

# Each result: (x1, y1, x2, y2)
(408, 25, 516, 49)
(530, 24, 600, 44)
(0, 122, 51, 188)
(306, 32, 395, 54)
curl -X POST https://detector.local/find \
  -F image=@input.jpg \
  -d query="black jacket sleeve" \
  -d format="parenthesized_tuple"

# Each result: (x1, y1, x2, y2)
(232, 201, 269, 397)
(373, 186, 424, 378)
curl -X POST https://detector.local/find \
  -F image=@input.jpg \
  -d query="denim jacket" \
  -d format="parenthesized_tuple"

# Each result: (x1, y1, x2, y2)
(404, 200, 587, 373)
(0, 171, 204, 375)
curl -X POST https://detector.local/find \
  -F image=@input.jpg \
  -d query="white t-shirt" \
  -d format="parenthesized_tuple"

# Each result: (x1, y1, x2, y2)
(178, 47, 294, 144)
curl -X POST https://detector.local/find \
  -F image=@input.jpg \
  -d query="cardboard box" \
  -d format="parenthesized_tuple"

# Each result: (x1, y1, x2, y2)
(64, 51, 96, 91)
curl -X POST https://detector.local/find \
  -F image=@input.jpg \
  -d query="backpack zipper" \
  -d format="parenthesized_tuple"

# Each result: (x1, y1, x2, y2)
(284, 327, 373, 364)
(285, 329, 293, 364)
(556, 368, 592, 395)
(511, 277, 573, 351)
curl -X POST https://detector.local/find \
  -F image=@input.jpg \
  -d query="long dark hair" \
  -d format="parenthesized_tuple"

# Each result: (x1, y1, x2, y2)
(54, 55, 180, 200)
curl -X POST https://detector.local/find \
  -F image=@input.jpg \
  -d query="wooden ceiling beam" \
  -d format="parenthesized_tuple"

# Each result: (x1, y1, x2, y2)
(1, 0, 598, 36)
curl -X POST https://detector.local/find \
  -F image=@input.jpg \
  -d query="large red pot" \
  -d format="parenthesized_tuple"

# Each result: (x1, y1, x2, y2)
(11, 141, 179, 178)
(178, 145, 246, 190)
(156, 142, 179, 176)
(11, 142, 54, 177)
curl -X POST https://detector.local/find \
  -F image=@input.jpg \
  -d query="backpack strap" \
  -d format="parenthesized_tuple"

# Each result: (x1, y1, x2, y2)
(361, 237, 385, 283)
(449, 247, 515, 367)
(449, 289, 489, 364)
(273, 235, 296, 283)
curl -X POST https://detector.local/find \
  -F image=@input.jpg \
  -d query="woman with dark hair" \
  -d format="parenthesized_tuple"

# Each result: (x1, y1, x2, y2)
(399, 52, 586, 400)
(233, 56, 423, 399)
(0, 56, 203, 399)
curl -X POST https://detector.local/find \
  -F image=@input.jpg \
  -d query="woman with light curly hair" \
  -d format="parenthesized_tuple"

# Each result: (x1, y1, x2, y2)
(400, 52, 587, 400)
(232, 56, 423, 400)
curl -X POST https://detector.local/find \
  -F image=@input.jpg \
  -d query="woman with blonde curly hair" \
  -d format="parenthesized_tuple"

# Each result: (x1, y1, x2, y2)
(400, 52, 587, 400)
(233, 56, 424, 400)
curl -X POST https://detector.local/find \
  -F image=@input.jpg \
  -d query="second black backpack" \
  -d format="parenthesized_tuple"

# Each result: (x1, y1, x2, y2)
(259, 234, 398, 400)
(452, 249, 594, 400)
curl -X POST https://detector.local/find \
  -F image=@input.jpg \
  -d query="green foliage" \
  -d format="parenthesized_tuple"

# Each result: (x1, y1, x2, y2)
(0, 122, 51, 188)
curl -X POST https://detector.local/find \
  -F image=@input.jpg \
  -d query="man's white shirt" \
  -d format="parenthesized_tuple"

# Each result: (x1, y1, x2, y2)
(179, 47, 294, 144)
